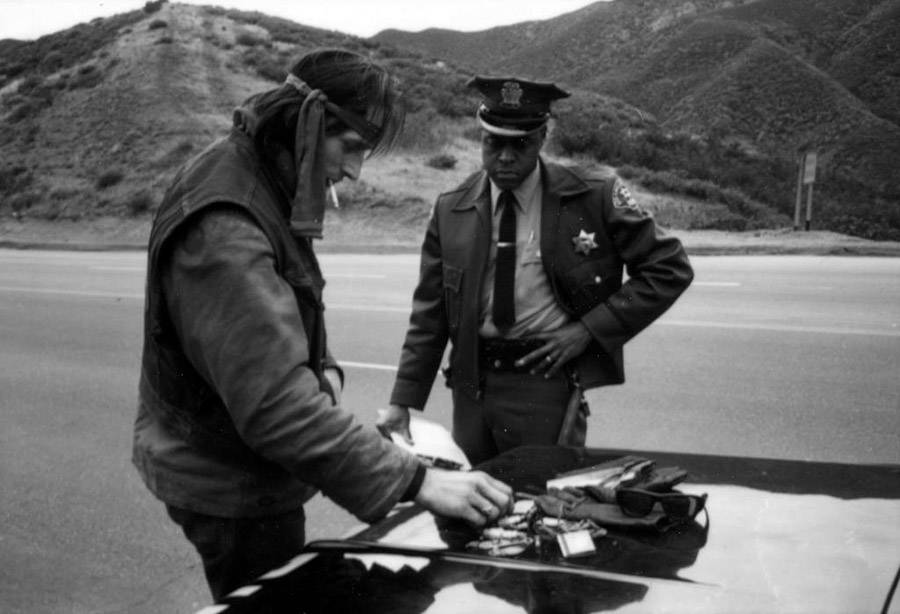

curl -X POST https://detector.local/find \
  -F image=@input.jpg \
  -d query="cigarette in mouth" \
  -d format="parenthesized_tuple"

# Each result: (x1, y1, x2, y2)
(328, 179, 340, 209)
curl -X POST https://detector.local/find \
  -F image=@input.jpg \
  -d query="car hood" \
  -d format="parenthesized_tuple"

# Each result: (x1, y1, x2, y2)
(202, 446, 900, 613)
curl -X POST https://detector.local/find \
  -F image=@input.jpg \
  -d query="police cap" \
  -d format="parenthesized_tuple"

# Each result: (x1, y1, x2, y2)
(467, 76, 570, 136)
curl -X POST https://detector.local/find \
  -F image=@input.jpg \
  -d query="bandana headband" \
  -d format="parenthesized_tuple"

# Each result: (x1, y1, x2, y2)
(280, 74, 385, 238)
(284, 74, 382, 148)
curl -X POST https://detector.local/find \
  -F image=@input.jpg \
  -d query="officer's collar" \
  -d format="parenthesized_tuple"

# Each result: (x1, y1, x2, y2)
(540, 160, 594, 197)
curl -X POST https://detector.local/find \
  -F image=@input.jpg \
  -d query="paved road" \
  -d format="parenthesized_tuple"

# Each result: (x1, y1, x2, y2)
(1, 250, 898, 613)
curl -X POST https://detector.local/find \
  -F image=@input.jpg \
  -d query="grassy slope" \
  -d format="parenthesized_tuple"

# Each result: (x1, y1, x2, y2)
(827, 0, 900, 127)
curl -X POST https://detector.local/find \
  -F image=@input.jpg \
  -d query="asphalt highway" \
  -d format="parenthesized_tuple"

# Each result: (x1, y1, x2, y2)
(1, 249, 898, 613)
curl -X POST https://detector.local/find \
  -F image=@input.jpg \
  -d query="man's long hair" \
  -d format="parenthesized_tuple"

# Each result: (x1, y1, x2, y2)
(247, 48, 405, 157)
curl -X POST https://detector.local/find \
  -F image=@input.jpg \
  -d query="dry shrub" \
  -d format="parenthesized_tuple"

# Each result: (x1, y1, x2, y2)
(8, 191, 41, 214)
(235, 26, 270, 47)
(68, 64, 102, 89)
(96, 170, 125, 189)
(426, 153, 457, 170)
(126, 190, 155, 215)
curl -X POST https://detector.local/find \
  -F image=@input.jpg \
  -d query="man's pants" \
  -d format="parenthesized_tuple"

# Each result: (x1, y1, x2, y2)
(452, 369, 587, 466)
(166, 505, 306, 602)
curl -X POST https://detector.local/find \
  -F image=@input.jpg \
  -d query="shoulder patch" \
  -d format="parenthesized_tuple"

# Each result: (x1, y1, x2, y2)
(612, 179, 641, 211)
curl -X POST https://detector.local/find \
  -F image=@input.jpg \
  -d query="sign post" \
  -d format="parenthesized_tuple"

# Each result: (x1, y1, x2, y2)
(802, 152, 817, 231)
(794, 151, 817, 231)
(793, 155, 804, 230)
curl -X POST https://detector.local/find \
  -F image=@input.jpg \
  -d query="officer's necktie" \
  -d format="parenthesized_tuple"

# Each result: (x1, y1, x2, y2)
(493, 190, 517, 329)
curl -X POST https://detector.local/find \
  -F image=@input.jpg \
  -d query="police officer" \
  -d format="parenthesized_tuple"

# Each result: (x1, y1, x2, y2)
(378, 76, 694, 465)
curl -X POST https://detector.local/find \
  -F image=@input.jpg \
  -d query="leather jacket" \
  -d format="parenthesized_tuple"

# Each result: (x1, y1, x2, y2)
(133, 130, 419, 519)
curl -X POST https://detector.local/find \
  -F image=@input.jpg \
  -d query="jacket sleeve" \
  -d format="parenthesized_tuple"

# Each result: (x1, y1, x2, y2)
(579, 179, 694, 356)
(162, 206, 419, 523)
(390, 205, 450, 409)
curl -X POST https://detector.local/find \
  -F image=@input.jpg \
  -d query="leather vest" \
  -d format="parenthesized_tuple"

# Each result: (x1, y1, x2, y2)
(139, 129, 331, 462)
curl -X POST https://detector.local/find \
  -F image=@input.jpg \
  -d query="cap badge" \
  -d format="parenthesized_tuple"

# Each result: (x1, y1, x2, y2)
(500, 81, 523, 108)
(572, 229, 598, 255)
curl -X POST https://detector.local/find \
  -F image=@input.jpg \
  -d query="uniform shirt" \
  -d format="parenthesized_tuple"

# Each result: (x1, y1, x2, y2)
(479, 165, 570, 338)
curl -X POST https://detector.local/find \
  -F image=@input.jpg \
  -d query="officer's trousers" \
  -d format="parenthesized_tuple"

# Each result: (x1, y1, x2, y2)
(452, 369, 587, 467)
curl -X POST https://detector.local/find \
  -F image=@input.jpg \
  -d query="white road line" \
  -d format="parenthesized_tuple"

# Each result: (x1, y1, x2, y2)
(90, 266, 145, 272)
(663, 319, 900, 337)
(340, 361, 398, 372)
(0, 286, 143, 299)
(0, 257, 145, 266)
(328, 274, 387, 279)
(329, 303, 409, 313)
(694, 281, 741, 287)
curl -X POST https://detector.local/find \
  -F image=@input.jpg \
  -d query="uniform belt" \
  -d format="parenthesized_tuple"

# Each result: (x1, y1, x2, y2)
(479, 337, 545, 373)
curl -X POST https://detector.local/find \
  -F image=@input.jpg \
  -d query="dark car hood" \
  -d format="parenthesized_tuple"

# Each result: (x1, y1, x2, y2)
(203, 447, 900, 613)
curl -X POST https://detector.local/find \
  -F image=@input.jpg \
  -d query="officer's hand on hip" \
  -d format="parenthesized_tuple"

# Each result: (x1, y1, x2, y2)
(376, 404, 413, 444)
(516, 321, 593, 378)
(415, 468, 514, 526)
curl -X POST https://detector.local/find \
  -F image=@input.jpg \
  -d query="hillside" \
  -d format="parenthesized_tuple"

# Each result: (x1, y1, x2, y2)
(0, 2, 499, 228)
(0, 2, 355, 221)
(0, 0, 897, 243)
(375, 0, 900, 239)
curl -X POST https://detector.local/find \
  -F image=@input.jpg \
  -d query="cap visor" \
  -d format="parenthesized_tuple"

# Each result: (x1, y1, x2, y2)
(477, 116, 544, 137)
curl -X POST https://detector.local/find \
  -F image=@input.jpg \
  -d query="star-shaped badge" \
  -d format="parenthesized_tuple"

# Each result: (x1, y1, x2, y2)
(572, 229, 597, 255)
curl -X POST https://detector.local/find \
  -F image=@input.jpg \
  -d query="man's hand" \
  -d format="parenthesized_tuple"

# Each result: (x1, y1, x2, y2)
(324, 367, 343, 407)
(414, 468, 514, 526)
(376, 404, 413, 444)
(515, 321, 593, 378)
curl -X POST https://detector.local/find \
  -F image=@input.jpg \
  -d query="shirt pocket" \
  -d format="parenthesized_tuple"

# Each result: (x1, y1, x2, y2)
(442, 264, 463, 334)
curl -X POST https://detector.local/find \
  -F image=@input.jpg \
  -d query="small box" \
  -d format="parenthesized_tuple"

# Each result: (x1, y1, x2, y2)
(556, 530, 596, 558)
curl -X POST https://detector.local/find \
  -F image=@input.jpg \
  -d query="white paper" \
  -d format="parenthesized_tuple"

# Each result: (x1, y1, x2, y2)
(390, 416, 471, 471)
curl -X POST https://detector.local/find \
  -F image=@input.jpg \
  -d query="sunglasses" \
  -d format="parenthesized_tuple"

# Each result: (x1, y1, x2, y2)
(616, 488, 707, 520)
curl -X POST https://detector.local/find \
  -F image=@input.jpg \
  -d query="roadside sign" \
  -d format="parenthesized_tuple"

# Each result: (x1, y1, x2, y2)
(794, 151, 818, 231)
(802, 151, 817, 184)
